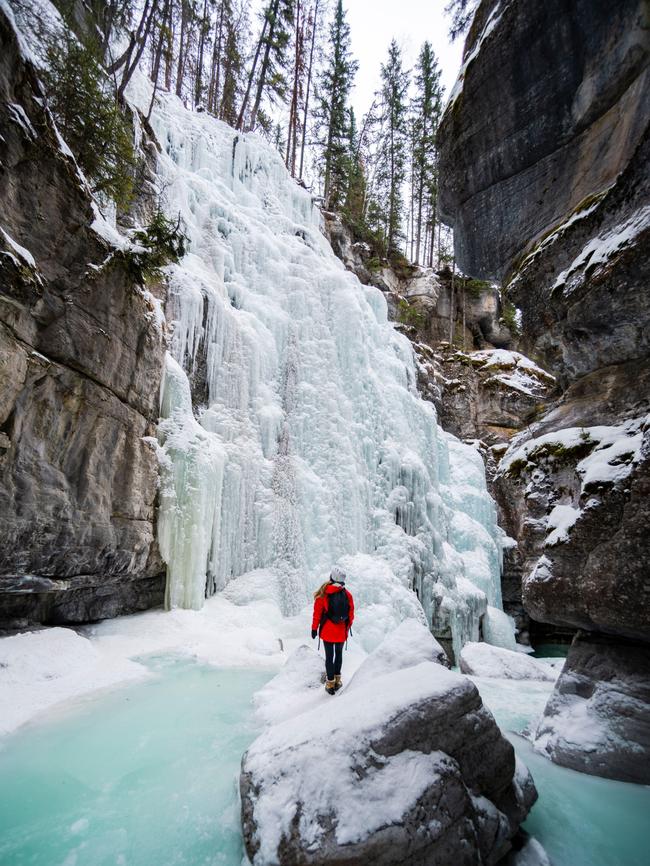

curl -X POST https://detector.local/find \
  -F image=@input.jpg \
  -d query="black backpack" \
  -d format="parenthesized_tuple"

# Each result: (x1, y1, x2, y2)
(325, 589, 349, 624)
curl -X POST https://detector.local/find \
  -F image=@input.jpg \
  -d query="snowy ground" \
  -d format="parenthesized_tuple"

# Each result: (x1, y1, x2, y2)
(0, 587, 560, 743)
(0, 581, 370, 737)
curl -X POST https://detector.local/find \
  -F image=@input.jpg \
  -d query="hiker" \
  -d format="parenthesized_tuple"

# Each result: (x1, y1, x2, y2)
(311, 567, 354, 696)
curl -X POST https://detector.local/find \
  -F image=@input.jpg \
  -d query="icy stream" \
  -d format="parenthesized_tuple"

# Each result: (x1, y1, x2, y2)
(470, 674, 650, 866)
(0, 659, 648, 866)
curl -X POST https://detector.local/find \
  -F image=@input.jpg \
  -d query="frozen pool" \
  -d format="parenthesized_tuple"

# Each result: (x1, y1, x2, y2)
(1, 657, 648, 866)
(472, 674, 650, 866)
(0, 659, 271, 866)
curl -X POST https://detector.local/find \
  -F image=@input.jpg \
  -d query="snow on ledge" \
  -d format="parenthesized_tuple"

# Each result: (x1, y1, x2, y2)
(553, 204, 650, 296)
(499, 416, 647, 491)
(446, 3, 504, 112)
(1, 225, 36, 268)
(545, 503, 581, 546)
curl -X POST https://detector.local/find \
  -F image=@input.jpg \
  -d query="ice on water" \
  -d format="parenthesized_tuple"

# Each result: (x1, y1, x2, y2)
(136, 79, 511, 655)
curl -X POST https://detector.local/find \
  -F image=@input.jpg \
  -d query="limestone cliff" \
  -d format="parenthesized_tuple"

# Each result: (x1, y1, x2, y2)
(439, 0, 650, 782)
(0, 8, 167, 627)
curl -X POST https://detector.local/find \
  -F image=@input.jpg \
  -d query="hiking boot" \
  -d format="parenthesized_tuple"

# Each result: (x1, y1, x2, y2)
(325, 679, 336, 695)
(333, 675, 342, 692)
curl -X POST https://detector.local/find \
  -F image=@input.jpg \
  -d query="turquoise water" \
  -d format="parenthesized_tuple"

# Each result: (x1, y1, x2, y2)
(0, 660, 271, 866)
(473, 676, 650, 866)
(2, 658, 648, 866)
(531, 642, 571, 659)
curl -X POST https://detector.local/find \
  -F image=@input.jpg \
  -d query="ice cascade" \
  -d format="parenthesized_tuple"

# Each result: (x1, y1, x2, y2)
(139, 83, 514, 658)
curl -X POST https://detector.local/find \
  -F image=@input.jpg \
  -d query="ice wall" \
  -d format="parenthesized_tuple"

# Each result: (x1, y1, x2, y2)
(131, 78, 511, 656)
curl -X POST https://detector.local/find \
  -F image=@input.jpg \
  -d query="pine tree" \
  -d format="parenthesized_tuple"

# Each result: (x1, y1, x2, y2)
(219, 2, 247, 125)
(285, 0, 304, 175)
(146, 0, 173, 121)
(374, 39, 409, 257)
(194, 0, 212, 106)
(205, 0, 246, 123)
(207, 0, 228, 113)
(317, 0, 357, 210)
(411, 41, 443, 265)
(43, 33, 136, 207)
(342, 108, 366, 229)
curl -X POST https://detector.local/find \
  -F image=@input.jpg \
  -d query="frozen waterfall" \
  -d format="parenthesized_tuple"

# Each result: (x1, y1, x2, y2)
(132, 79, 514, 659)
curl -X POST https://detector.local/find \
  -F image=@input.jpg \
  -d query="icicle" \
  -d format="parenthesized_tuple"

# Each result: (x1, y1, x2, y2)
(138, 78, 514, 652)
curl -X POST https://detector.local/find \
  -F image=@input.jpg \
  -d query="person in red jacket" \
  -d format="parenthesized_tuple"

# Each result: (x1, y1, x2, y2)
(311, 567, 354, 695)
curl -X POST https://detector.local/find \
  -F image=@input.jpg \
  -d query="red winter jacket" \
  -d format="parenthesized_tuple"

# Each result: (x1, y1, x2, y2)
(312, 584, 354, 643)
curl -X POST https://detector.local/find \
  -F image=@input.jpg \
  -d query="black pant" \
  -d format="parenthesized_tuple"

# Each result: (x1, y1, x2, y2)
(323, 641, 344, 680)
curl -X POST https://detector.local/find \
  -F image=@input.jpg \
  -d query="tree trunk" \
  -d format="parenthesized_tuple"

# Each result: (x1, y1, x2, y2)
(176, 0, 189, 98)
(195, 0, 209, 106)
(462, 280, 466, 351)
(249, 0, 280, 131)
(236, 10, 269, 130)
(147, 0, 172, 122)
(429, 190, 437, 269)
(285, 0, 302, 174)
(208, 2, 226, 114)
(118, 0, 159, 101)
(298, 0, 319, 181)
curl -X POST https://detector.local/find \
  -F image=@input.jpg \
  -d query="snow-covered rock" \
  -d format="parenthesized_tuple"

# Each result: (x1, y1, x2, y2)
(460, 642, 557, 682)
(532, 631, 650, 784)
(240, 634, 537, 866)
(348, 619, 449, 690)
(504, 835, 552, 866)
(0, 627, 147, 735)
(253, 644, 326, 727)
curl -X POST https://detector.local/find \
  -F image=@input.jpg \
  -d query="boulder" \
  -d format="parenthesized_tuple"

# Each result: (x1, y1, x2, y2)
(503, 835, 551, 866)
(240, 635, 537, 866)
(533, 631, 650, 784)
(421, 348, 557, 450)
(460, 642, 557, 682)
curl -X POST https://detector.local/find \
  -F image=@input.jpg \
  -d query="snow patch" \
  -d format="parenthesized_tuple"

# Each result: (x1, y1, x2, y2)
(446, 3, 503, 110)
(553, 204, 650, 295)
(545, 503, 581, 546)
(499, 416, 647, 493)
(0, 628, 147, 736)
(1, 226, 36, 267)
(6, 102, 37, 140)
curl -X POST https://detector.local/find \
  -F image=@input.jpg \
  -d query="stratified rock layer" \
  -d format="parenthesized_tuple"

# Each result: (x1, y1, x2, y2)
(0, 9, 166, 626)
(438, 0, 650, 285)
(438, 0, 650, 781)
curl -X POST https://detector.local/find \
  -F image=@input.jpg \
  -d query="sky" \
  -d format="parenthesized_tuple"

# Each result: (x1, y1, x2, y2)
(345, 0, 464, 118)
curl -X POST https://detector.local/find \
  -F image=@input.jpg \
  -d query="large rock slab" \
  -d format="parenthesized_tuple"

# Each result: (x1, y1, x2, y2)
(438, 0, 650, 284)
(0, 7, 166, 626)
(460, 642, 557, 682)
(533, 631, 650, 784)
(437, 0, 650, 781)
(241, 627, 536, 866)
